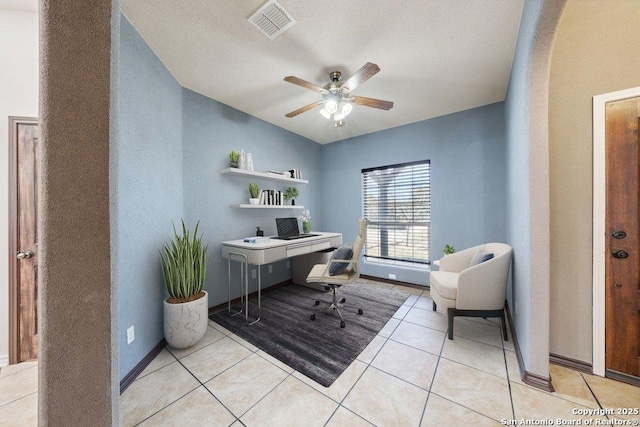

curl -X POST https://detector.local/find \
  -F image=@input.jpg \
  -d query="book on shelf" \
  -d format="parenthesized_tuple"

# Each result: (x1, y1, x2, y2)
(258, 189, 283, 206)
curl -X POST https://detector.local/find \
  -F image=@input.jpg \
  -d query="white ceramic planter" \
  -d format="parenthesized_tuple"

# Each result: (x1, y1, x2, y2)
(249, 198, 259, 205)
(163, 291, 208, 349)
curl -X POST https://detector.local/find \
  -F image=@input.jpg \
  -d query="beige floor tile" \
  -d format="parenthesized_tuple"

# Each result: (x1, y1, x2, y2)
(451, 318, 504, 349)
(357, 335, 387, 364)
(392, 304, 411, 319)
(228, 332, 259, 352)
(441, 336, 507, 378)
(294, 359, 367, 402)
(511, 382, 604, 422)
(583, 374, 640, 420)
(166, 325, 226, 359)
(240, 376, 338, 427)
(378, 317, 401, 338)
(0, 364, 38, 406)
(120, 361, 199, 426)
(0, 393, 38, 427)
(548, 364, 599, 408)
(371, 340, 439, 390)
(405, 294, 420, 305)
(180, 336, 253, 383)
(421, 393, 501, 426)
(138, 349, 176, 379)
(209, 320, 233, 336)
(389, 321, 446, 356)
(505, 349, 525, 385)
(413, 295, 434, 310)
(431, 358, 511, 421)
(404, 306, 448, 332)
(138, 386, 235, 426)
(256, 350, 295, 373)
(205, 353, 288, 416)
(0, 360, 37, 378)
(326, 406, 375, 426)
(343, 367, 428, 426)
(394, 285, 425, 296)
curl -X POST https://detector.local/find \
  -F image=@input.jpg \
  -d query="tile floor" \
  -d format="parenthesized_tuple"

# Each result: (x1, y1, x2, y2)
(1, 280, 638, 426)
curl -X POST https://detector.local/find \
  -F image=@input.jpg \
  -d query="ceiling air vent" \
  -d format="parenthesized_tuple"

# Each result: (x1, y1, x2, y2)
(248, 0, 296, 40)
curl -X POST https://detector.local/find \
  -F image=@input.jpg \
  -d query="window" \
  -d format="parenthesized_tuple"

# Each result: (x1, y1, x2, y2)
(362, 160, 431, 267)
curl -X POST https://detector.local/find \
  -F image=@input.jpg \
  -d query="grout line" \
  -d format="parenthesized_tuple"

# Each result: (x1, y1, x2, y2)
(580, 372, 608, 418)
(502, 330, 517, 420)
(0, 390, 38, 410)
(418, 323, 448, 426)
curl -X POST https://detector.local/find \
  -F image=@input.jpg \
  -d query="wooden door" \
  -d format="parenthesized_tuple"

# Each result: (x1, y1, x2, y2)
(9, 117, 39, 363)
(605, 97, 639, 381)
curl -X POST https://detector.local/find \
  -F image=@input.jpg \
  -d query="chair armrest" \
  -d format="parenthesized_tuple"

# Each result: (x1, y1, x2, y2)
(456, 255, 511, 310)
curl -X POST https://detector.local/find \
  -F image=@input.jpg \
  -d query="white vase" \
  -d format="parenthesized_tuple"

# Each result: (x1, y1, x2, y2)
(249, 198, 259, 205)
(163, 291, 208, 349)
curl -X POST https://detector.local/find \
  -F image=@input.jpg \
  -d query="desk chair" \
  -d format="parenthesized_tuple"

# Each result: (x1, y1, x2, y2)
(306, 218, 366, 328)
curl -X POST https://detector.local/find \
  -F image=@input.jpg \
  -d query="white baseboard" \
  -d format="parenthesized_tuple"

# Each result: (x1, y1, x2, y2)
(0, 355, 8, 367)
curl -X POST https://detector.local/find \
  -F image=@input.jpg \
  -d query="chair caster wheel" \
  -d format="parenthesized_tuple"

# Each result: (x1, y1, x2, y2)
(339, 298, 346, 304)
(358, 309, 363, 315)
(314, 300, 320, 306)
(340, 321, 345, 328)
(310, 314, 316, 321)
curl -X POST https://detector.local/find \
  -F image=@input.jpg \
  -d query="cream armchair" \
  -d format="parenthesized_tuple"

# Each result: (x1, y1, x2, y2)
(430, 243, 513, 340)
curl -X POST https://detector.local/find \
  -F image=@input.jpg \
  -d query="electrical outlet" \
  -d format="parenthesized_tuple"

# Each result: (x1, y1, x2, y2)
(268, 265, 273, 274)
(251, 268, 256, 279)
(127, 326, 135, 345)
(286, 261, 290, 269)
(388, 273, 396, 280)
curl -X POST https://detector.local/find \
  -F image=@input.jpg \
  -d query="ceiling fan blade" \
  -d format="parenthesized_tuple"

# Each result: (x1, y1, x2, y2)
(284, 76, 328, 94)
(341, 62, 380, 92)
(352, 96, 394, 111)
(285, 101, 323, 118)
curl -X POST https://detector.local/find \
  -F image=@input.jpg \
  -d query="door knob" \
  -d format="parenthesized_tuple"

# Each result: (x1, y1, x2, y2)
(611, 249, 629, 259)
(16, 250, 34, 259)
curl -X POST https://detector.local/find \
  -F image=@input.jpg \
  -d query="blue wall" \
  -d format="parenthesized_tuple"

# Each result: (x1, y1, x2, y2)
(114, 16, 184, 379)
(504, 0, 544, 371)
(321, 103, 507, 285)
(181, 89, 323, 306)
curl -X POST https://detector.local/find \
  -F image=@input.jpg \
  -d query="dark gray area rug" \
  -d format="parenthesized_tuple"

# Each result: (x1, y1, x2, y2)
(209, 282, 409, 387)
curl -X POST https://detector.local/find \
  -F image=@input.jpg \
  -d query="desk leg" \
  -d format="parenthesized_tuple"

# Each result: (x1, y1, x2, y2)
(248, 265, 261, 325)
(227, 253, 245, 318)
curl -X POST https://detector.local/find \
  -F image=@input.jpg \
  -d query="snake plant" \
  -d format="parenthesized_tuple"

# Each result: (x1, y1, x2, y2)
(160, 220, 208, 301)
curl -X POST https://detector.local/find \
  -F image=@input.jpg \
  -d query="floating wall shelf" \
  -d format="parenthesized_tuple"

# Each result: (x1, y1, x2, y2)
(230, 204, 304, 209)
(220, 168, 308, 184)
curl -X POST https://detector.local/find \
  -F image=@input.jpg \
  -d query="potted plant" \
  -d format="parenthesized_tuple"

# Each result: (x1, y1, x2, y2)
(229, 150, 240, 168)
(443, 244, 455, 255)
(298, 209, 311, 233)
(249, 183, 260, 205)
(160, 220, 209, 349)
(284, 186, 299, 205)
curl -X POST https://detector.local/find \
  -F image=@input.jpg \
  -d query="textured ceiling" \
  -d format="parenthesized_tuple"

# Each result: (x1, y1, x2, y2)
(122, 0, 524, 144)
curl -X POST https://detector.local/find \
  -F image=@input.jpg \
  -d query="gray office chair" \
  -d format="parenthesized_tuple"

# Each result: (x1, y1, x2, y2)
(306, 218, 366, 328)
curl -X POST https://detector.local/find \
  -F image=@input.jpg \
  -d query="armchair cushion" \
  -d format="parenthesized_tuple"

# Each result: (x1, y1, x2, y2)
(328, 244, 353, 276)
(468, 248, 494, 268)
(429, 271, 459, 300)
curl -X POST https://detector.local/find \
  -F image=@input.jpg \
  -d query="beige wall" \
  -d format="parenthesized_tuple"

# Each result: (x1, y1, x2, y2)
(549, 0, 640, 363)
(0, 9, 39, 366)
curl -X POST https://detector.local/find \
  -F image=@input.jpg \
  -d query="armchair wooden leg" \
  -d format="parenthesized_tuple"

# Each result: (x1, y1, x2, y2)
(447, 308, 455, 340)
(433, 301, 437, 311)
(501, 311, 508, 341)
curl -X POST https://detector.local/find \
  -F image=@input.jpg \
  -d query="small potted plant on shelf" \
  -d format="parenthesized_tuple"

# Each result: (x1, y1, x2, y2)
(249, 183, 260, 205)
(443, 244, 455, 255)
(284, 186, 299, 205)
(160, 220, 209, 349)
(229, 150, 240, 168)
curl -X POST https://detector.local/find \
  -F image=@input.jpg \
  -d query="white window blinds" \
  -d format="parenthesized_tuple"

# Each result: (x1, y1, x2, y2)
(361, 160, 431, 265)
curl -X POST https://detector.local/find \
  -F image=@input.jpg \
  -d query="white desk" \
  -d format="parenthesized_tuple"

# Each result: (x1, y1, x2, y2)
(222, 232, 342, 324)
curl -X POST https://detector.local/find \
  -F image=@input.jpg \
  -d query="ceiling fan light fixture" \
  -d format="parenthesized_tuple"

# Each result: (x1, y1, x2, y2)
(325, 100, 338, 114)
(341, 103, 353, 116)
(333, 111, 346, 121)
(334, 119, 345, 128)
(319, 108, 331, 119)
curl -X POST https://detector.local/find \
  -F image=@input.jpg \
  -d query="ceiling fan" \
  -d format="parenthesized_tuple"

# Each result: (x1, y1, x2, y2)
(284, 62, 394, 128)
